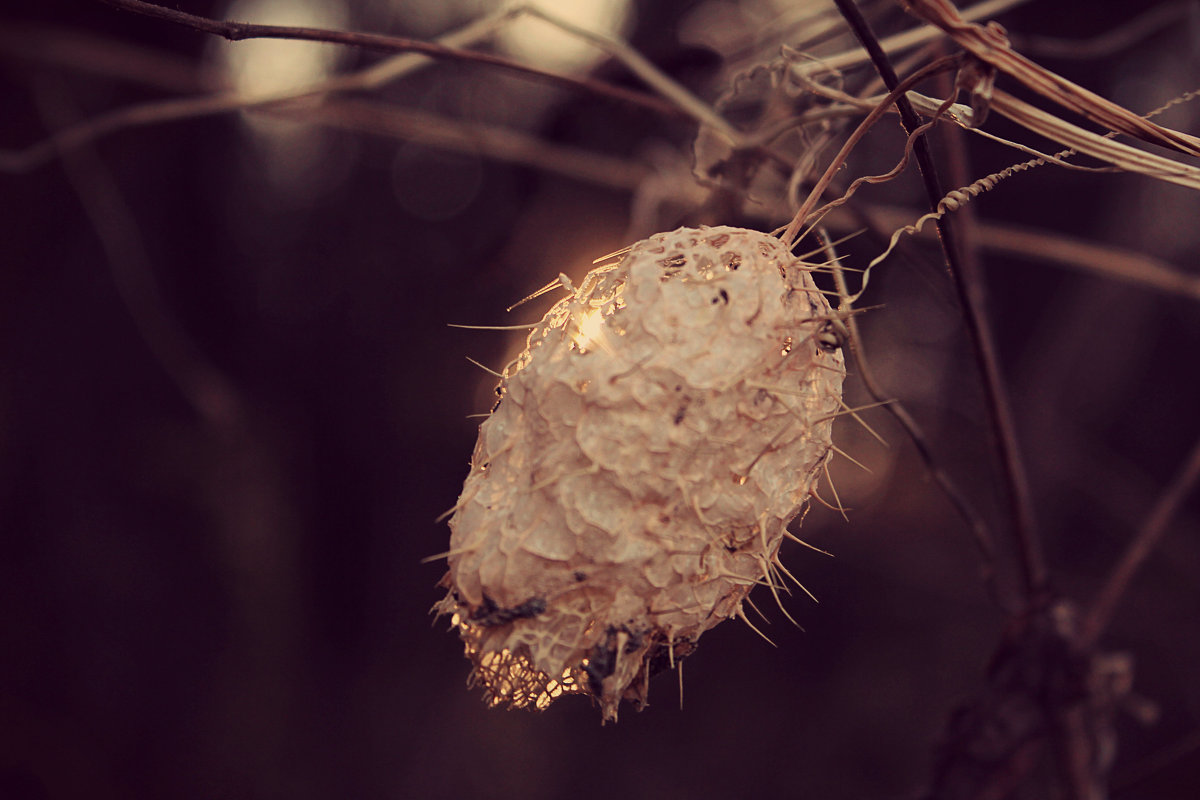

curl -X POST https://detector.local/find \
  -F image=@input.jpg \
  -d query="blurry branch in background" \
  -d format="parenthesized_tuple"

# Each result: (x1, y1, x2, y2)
(8, 0, 1198, 629)
(13, 0, 1194, 199)
(1, 0, 1054, 176)
(837, 206, 1200, 302)
(824, 230, 1002, 603)
(1081, 436, 1200, 649)
(312, 101, 649, 191)
(0, 21, 653, 191)
(4, 0, 1198, 795)
(0, 22, 217, 93)
(1009, 0, 1193, 60)
(722, 0, 853, 64)
(517, 4, 738, 140)
(0, 2, 684, 173)
(92, 0, 675, 115)
(4, 10, 1198, 300)
(32, 75, 244, 430)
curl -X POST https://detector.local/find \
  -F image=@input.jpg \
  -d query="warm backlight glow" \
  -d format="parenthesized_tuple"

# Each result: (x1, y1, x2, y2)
(499, 0, 633, 73)
(571, 307, 609, 353)
(217, 0, 348, 97)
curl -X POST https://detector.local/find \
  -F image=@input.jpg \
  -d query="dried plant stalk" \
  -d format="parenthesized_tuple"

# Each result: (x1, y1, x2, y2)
(436, 227, 846, 722)
(901, 0, 1200, 156)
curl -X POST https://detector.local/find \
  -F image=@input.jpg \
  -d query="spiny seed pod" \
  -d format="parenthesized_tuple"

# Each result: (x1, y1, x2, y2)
(436, 225, 846, 722)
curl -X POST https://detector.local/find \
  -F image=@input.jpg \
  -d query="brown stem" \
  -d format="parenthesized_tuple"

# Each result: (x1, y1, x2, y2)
(833, 0, 1046, 597)
(780, 53, 962, 245)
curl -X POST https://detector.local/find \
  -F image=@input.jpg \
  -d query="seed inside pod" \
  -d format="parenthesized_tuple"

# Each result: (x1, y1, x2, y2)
(435, 225, 846, 722)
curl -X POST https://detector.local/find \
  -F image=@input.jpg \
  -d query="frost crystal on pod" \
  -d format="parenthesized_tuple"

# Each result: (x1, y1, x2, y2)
(436, 225, 846, 722)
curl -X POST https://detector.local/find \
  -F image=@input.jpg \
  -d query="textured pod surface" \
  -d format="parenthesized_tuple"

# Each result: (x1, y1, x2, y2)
(437, 225, 845, 721)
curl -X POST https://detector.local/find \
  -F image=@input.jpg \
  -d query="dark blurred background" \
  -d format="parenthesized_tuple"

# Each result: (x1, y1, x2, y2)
(2, 1, 1198, 798)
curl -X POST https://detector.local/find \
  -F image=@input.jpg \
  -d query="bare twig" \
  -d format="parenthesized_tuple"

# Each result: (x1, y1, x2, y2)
(93, 0, 696, 122)
(93, 0, 587, 91)
(88, 0, 578, 94)
(98, 0, 467, 52)
(833, 0, 1046, 597)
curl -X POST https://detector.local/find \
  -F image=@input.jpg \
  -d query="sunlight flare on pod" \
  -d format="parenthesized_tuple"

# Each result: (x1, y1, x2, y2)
(435, 226, 846, 722)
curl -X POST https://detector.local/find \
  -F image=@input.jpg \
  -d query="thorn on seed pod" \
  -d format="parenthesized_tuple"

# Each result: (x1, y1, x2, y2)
(435, 225, 846, 722)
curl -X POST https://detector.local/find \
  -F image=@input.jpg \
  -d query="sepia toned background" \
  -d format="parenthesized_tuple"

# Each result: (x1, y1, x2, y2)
(2, 1, 1198, 797)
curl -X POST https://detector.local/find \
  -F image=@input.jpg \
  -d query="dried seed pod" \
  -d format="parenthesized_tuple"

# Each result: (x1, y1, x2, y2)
(436, 225, 845, 722)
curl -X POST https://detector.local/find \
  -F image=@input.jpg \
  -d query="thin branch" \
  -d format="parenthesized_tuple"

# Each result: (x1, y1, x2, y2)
(93, 0, 686, 118)
(92, 0, 540, 80)
(1080, 434, 1200, 648)
(832, 0, 1046, 596)
(98, 0, 468, 50)
(933, 56, 995, 570)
